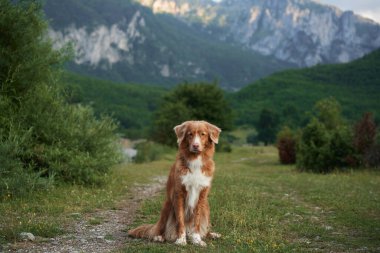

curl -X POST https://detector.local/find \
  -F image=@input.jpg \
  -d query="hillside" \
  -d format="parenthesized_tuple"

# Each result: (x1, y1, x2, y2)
(62, 73, 167, 138)
(230, 49, 380, 125)
(63, 49, 380, 137)
(45, 0, 292, 89)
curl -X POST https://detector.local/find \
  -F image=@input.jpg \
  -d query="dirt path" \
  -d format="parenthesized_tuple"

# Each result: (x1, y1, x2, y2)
(9, 176, 167, 253)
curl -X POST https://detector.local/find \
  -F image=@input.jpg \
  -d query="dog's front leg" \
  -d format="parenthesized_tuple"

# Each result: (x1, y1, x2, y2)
(191, 188, 209, 246)
(174, 190, 187, 245)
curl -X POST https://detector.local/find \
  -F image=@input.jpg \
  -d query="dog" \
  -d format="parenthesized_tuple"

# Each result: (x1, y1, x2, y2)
(128, 120, 222, 246)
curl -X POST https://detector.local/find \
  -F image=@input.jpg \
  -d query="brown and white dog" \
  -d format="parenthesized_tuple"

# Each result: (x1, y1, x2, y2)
(128, 120, 221, 246)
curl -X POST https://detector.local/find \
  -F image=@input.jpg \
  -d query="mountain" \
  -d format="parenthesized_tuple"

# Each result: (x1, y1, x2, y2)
(44, 0, 380, 89)
(44, 0, 292, 89)
(64, 50, 380, 138)
(139, 0, 380, 67)
(230, 49, 380, 126)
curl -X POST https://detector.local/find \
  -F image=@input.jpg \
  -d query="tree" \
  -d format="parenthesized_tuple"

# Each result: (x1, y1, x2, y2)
(0, 0, 66, 100)
(0, 0, 121, 197)
(151, 82, 233, 146)
(354, 112, 377, 167)
(256, 108, 279, 145)
(314, 97, 343, 130)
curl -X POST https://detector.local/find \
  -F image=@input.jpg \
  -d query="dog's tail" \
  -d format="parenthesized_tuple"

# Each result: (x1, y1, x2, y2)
(128, 223, 159, 239)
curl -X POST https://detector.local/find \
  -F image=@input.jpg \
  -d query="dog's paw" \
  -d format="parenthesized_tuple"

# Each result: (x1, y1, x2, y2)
(191, 233, 207, 247)
(153, 235, 164, 242)
(209, 232, 221, 239)
(175, 234, 187, 246)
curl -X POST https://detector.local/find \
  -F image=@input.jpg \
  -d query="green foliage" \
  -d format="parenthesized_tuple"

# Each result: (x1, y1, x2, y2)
(151, 82, 233, 146)
(314, 97, 343, 130)
(276, 126, 297, 164)
(134, 141, 172, 163)
(230, 49, 380, 127)
(256, 108, 279, 145)
(215, 134, 233, 153)
(0, 0, 65, 99)
(0, 0, 122, 198)
(62, 72, 166, 139)
(296, 99, 355, 173)
(297, 118, 332, 172)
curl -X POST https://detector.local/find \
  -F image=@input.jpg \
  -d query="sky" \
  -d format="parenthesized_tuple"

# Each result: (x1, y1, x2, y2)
(317, 0, 380, 23)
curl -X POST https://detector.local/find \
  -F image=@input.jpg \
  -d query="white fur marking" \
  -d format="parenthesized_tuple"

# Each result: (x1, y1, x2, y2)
(153, 235, 164, 242)
(191, 233, 207, 246)
(193, 135, 201, 146)
(175, 233, 187, 245)
(181, 156, 211, 215)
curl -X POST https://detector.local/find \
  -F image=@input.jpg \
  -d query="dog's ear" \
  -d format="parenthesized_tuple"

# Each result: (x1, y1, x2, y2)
(206, 122, 221, 144)
(174, 121, 188, 145)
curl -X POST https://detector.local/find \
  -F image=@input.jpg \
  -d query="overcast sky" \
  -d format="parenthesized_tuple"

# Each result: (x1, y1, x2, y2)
(317, 0, 380, 23)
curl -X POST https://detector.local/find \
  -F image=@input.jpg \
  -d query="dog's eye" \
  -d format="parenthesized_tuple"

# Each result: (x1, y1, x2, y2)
(188, 132, 193, 136)
(201, 132, 206, 136)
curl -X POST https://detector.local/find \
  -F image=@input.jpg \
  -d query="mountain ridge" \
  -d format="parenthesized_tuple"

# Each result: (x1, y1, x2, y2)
(44, 0, 380, 88)
(45, 0, 293, 89)
(138, 0, 380, 67)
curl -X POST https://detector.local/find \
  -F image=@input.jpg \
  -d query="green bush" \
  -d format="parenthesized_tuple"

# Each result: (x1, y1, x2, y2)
(0, 0, 122, 198)
(297, 118, 332, 172)
(296, 118, 355, 173)
(215, 135, 233, 153)
(134, 141, 171, 163)
(296, 98, 358, 173)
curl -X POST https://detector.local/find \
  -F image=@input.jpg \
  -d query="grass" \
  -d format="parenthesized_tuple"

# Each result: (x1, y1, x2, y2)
(0, 151, 174, 245)
(1, 146, 379, 252)
(125, 146, 380, 252)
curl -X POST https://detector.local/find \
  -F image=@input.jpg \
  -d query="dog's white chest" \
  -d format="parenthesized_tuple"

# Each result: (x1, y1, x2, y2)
(181, 157, 211, 212)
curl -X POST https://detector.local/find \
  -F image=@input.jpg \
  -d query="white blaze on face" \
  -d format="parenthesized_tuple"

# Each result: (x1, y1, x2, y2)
(193, 135, 201, 146)
(191, 134, 202, 152)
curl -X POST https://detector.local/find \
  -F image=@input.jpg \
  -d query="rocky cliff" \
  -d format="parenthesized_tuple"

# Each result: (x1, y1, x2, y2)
(44, 0, 380, 88)
(138, 0, 380, 67)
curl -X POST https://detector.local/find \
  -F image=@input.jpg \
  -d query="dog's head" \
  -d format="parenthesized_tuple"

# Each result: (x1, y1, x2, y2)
(174, 121, 221, 154)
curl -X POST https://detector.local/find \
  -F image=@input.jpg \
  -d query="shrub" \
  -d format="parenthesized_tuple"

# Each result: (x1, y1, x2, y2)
(297, 118, 332, 172)
(134, 141, 171, 163)
(276, 127, 296, 164)
(215, 135, 233, 153)
(297, 118, 355, 173)
(297, 98, 357, 173)
(0, 1, 122, 197)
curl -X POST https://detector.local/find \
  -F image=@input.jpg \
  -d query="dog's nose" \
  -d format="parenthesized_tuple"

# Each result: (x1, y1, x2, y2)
(192, 143, 199, 149)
